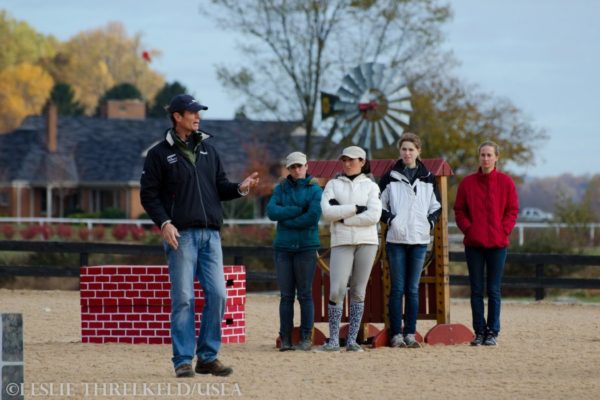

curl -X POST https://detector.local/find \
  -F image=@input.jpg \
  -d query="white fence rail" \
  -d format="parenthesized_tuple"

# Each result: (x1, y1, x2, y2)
(0, 218, 597, 246)
(0, 217, 275, 230)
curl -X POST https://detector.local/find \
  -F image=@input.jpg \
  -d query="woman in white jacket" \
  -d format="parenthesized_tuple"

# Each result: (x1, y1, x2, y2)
(379, 132, 441, 348)
(317, 146, 382, 352)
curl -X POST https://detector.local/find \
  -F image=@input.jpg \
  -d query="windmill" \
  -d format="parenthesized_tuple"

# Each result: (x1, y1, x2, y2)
(321, 62, 412, 154)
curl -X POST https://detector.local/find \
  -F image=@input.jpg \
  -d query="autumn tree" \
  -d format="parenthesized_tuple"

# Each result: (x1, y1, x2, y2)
(0, 11, 56, 132)
(243, 142, 279, 199)
(44, 22, 164, 114)
(0, 10, 56, 71)
(148, 81, 188, 117)
(222, 141, 279, 219)
(49, 82, 85, 116)
(0, 63, 54, 133)
(585, 175, 600, 220)
(206, 0, 452, 156)
(553, 187, 597, 249)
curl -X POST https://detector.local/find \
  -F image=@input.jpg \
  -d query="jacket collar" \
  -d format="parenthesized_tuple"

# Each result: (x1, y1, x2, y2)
(286, 174, 312, 186)
(337, 173, 370, 183)
(165, 128, 211, 147)
(393, 158, 428, 174)
(477, 167, 498, 178)
(390, 159, 430, 182)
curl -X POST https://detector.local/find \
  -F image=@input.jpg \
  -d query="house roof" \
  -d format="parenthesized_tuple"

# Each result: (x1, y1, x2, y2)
(0, 115, 305, 187)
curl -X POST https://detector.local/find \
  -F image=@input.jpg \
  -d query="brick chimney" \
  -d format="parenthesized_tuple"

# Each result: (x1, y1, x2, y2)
(46, 103, 58, 153)
(103, 99, 146, 120)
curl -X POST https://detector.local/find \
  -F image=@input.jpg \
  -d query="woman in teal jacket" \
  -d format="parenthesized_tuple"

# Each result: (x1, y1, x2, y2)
(266, 152, 322, 351)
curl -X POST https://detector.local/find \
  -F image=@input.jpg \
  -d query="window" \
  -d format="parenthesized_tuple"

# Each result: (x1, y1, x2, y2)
(0, 191, 9, 207)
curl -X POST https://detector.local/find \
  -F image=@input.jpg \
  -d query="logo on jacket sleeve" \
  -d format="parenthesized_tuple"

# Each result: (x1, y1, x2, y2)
(166, 154, 178, 164)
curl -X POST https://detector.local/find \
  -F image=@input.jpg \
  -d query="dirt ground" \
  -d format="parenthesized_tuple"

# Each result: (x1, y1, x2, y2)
(1, 289, 599, 399)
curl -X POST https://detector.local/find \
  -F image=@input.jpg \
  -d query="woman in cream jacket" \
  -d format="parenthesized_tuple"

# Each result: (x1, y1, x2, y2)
(317, 146, 382, 352)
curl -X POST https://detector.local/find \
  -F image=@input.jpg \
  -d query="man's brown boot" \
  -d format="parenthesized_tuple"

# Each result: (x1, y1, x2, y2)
(195, 358, 233, 377)
(175, 364, 195, 378)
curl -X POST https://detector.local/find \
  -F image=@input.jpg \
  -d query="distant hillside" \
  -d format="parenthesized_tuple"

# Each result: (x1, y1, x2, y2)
(517, 174, 599, 216)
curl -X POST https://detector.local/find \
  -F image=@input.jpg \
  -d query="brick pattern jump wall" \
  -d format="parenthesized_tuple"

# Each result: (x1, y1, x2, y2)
(80, 265, 245, 344)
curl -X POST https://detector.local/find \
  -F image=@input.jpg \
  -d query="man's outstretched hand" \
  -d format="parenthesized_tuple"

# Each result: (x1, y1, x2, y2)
(240, 171, 260, 193)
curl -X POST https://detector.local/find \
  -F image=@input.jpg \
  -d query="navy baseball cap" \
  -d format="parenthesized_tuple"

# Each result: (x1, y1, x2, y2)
(167, 94, 208, 113)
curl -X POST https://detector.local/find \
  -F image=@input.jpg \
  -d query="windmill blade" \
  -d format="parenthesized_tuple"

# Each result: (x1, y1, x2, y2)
(353, 124, 369, 149)
(387, 91, 411, 103)
(338, 110, 361, 127)
(387, 86, 411, 101)
(378, 67, 399, 95)
(372, 120, 384, 150)
(377, 119, 396, 146)
(341, 117, 365, 144)
(387, 103, 413, 115)
(384, 75, 410, 96)
(331, 112, 362, 143)
(381, 115, 406, 140)
(388, 103, 413, 116)
(388, 100, 413, 113)
(341, 74, 364, 99)
(330, 113, 356, 143)
(370, 63, 386, 89)
(387, 97, 412, 108)
(331, 130, 345, 143)
(337, 86, 361, 102)
(361, 63, 375, 90)
(334, 99, 361, 113)
(336, 110, 362, 125)
(350, 65, 368, 94)
(335, 101, 361, 124)
(387, 111, 411, 128)
(388, 100, 413, 115)
(387, 108, 411, 125)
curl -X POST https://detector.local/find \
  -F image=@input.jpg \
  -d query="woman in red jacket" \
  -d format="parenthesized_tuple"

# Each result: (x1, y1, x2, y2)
(454, 141, 519, 346)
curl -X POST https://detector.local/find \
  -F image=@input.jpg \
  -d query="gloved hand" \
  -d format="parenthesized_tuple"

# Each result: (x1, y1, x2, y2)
(329, 198, 340, 206)
(387, 214, 396, 226)
(355, 205, 367, 214)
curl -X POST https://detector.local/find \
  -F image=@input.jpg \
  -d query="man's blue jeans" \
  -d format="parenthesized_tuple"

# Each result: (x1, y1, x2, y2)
(465, 246, 507, 336)
(274, 250, 317, 341)
(164, 228, 227, 369)
(386, 243, 427, 336)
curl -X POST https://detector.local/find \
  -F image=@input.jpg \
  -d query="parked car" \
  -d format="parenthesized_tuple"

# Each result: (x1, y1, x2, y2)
(519, 207, 554, 222)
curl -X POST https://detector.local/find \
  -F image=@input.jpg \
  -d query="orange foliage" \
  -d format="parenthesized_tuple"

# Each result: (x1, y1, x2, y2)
(0, 63, 54, 133)
(47, 22, 164, 113)
(242, 142, 278, 197)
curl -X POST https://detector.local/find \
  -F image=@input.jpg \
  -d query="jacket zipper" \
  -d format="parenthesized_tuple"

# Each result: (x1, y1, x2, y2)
(193, 167, 208, 228)
(191, 146, 209, 228)
(170, 194, 176, 220)
(179, 147, 208, 229)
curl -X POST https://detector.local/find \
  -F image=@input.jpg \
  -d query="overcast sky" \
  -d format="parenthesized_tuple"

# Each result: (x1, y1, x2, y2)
(2, 0, 599, 178)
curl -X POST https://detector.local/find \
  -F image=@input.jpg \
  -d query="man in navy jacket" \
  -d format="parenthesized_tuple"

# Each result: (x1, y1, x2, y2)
(140, 94, 259, 378)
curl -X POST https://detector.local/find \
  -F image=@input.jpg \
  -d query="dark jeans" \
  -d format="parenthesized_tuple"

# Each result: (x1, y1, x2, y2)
(386, 243, 428, 336)
(465, 246, 507, 336)
(274, 250, 317, 340)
